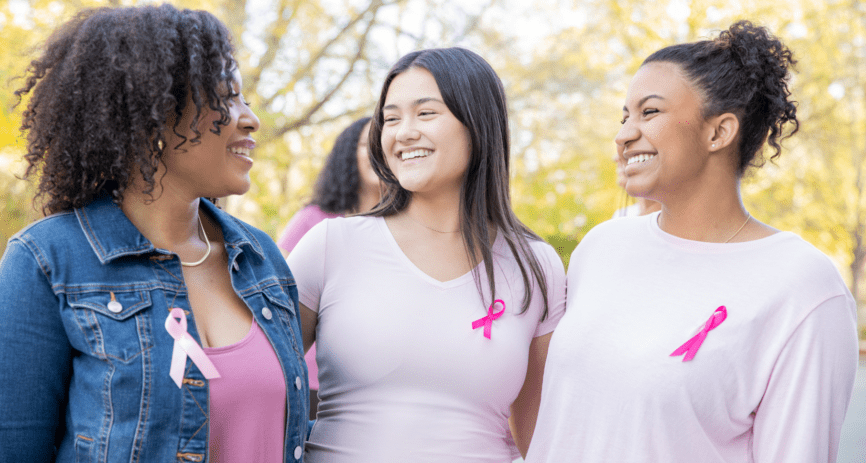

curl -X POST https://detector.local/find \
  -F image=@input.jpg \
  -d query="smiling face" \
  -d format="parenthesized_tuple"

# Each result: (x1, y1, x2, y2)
(162, 68, 260, 199)
(380, 67, 471, 198)
(615, 62, 712, 203)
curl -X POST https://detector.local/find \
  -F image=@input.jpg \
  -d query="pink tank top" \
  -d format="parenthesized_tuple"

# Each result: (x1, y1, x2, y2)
(204, 318, 287, 463)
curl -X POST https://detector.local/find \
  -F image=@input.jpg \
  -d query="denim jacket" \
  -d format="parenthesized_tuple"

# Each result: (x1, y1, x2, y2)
(0, 196, 309, 462)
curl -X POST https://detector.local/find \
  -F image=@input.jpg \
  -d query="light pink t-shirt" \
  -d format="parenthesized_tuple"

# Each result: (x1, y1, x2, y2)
(278, 204, 341, 390)
(204, 318, 287, 463)
(526, 213, 858, 463)
(287, 216, 567, 463)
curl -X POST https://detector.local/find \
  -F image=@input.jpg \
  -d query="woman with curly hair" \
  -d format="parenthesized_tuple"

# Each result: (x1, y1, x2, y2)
(526, 21, 858, 463)
(276, 116, 379, 419)
(0, 5, 308, 462)
(277, 116, 378, 258)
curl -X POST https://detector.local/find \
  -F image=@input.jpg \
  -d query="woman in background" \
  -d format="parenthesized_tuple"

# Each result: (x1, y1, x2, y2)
(527, 21, 857, 463)
(289, 47, 566, 462)
(0, 5, 308, 462)
(276, 116, 379, 419)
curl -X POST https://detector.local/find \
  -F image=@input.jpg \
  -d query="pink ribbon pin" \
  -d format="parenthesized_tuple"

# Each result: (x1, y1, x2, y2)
(472, 299, 506, 339)
(164, 308, 220, 388)
(670, 306, 727, 362)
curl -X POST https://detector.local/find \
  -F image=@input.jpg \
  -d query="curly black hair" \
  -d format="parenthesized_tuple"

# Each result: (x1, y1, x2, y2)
(309, 116, 372, 214)
(644, 20, 799, 175)
(15, 4, 238, 214)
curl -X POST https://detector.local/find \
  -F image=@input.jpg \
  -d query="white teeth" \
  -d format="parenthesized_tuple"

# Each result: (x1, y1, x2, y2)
(627, 154, 655, 165)
(229, 147, 250, 156)
(401, 149, 432, 160)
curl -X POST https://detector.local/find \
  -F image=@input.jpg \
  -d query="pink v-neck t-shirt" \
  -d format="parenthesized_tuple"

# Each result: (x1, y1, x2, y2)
(288, 216, 567, 462)
(204, 318, 287, 463)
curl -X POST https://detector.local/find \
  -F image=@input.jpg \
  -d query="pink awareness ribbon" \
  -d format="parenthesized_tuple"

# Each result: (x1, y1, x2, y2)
(670, 306, 727, 362)
(471, 299, 506, 339)
(164, 308, 220, 388)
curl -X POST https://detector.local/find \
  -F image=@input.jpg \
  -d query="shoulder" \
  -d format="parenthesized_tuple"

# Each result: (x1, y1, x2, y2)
(768, 232, 851, 300)
(525, 237, 565, 273)
(10, 211, 89, 260)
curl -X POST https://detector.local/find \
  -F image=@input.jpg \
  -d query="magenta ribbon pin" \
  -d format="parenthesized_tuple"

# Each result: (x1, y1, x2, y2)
(670, 305, 727, 362)
(164, 308, 220, 388)
(472, 299, 506, 339)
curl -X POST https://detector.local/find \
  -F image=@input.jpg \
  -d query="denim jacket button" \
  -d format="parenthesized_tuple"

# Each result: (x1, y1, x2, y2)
(295, 376, 302, 390)
(261, 307, 273, 320)
(107, 301, 123, 313)
(294, 445, 303, 460)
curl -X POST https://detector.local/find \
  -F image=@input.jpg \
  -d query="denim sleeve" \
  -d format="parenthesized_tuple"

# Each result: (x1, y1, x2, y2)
(0, 239, 73, 462)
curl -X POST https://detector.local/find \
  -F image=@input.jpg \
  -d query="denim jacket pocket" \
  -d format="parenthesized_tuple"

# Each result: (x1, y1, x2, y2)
(68, 289, 154, 363)
(263, 284, 296, 316)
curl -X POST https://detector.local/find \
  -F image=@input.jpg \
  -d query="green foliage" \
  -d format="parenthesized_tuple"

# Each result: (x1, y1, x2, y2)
(1, 0, 864, 312)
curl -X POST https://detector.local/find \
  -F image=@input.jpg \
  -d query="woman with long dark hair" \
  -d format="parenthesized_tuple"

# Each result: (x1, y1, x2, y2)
(277, 116, 378, 257)
(527, 21, 857, 463)
(0, 5, 308, 462)
(276, 116, 378, 419)
(288, 47, 566, 461)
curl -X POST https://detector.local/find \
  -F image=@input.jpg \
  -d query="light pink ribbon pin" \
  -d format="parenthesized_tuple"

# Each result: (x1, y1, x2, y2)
(670, 305, 727, 362)
(164, 308, 220, 388)
(472, 299, 506, 339)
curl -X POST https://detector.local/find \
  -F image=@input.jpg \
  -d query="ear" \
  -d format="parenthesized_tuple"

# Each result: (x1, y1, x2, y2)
(706, 112, 739, 153)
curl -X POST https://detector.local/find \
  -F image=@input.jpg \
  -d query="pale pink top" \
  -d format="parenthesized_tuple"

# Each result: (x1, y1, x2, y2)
(204, 318, 287, 463)
(279, 204, 341, 390)
(526, 212, 858, 463)
(287, 216, 567, 463)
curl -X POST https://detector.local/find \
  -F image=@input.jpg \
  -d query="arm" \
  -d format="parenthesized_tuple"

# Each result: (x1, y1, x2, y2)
(300, 303, 317, 354)
(0, 241, 72, 462)
(286, 220, 329, 354)
(752, 294, 858, 463)
(509, 242, 568, 457)
(509, 332, 553, 457)
(277, 206, 326, 257)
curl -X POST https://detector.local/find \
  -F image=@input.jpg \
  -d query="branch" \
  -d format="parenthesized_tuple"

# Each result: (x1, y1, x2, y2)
(267, 14, 378, 141)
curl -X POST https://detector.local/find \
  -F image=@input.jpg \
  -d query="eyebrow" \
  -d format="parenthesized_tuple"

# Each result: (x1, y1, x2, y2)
(623, 94, 665, 111)
(383, 97, 445, 111)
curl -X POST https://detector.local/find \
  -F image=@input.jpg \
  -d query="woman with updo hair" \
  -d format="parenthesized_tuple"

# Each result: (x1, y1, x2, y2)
(527, 21, 857, 462)
(0, 5, 308, 462)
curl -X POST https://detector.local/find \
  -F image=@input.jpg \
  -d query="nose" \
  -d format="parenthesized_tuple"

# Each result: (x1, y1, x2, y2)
(239, 103, 260, 133)
(395, 117, 419, 144)
(614, 117, 638, 149)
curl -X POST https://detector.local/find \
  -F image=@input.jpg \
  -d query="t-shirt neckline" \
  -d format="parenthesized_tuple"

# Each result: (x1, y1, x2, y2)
(375, 215, 501, 289)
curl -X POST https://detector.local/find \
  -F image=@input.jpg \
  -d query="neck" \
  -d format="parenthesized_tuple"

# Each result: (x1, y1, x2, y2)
(121, 186, 205, 251)
(404, 190, 462, 234)
(656, 182, 748, 242)
(638, 197, 661, 216)
(356, 185, 381, 214)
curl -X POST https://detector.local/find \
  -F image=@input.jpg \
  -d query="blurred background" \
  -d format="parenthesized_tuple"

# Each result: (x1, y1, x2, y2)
(1, 0, 865, 456)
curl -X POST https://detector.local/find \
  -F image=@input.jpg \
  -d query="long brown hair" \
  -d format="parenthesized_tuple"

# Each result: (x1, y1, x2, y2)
(366, 48, 550, 319)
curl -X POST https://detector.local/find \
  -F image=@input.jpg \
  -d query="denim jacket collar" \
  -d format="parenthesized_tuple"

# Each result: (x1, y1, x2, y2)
(75, 195, 266, 264)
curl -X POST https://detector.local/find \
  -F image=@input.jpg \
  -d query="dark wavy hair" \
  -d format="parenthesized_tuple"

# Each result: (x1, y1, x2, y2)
(310, 117, 372, 214)
(644, 20, 798, 175)
(15, 4, 239, 214)
(367, 47, 550, 318)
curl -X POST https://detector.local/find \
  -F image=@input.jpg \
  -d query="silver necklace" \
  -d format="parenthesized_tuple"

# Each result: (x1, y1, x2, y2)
(180, 215, 212, 267)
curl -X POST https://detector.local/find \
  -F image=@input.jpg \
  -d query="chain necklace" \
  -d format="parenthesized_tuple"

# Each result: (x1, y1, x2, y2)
(723, 213, 751, 243)
(406, 213, 461, 234)
(180, 215, 212, 267)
